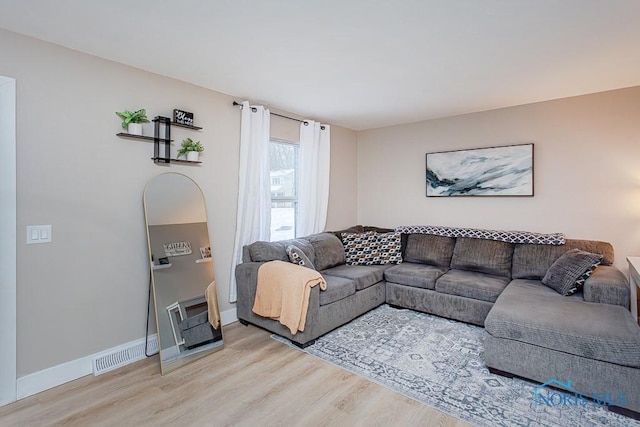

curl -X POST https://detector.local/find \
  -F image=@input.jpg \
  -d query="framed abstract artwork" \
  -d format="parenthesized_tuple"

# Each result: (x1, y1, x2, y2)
(426, 143, 534, 197)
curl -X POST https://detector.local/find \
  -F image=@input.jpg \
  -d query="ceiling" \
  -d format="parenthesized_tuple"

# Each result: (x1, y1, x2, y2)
(1, 0, 639, 130)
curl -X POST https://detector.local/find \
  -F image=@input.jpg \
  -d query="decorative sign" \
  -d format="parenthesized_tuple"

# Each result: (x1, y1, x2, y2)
(173, 109, 194, 126)
(163, 241, 192, 257)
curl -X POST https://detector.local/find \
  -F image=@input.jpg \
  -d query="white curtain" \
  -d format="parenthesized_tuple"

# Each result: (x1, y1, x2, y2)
(297, 121, 331, 237)
(229, 102, 271, 303)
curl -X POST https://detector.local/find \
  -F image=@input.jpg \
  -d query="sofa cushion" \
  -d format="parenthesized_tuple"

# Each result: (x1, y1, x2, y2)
(384, 263, 448, 290)
(322, 264, 386, 291)
(583, 265, 630, 308)
(511, 239, 614, 280)
(435, 269, 510, 303)
(342, 231, 402, 266)
(306, 233, 346, 271)
(450, 238, 514, 278)
(320, 275, 356, 306)
(286, 245, 316, 270)
(247, 238, 315, 264)
(541, 249, 602, 296)
(403, 234, 456, 268)
(485, 279, 640, 368)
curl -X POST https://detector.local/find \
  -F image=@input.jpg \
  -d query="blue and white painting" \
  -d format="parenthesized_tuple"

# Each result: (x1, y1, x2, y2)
(426, 143, 533, 196)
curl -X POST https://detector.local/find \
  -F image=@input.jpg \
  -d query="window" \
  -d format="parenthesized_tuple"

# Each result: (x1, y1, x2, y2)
(270, 139, 298, 241)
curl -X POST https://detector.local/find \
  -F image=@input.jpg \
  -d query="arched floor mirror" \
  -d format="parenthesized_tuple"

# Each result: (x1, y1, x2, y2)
(144, 172, 223, 374)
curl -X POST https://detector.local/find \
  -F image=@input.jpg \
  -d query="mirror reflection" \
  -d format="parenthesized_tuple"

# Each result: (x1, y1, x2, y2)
(144, 172, 223, 374)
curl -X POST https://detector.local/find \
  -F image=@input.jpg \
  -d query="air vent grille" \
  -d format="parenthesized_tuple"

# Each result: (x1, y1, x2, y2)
(92, 336, 158, 375)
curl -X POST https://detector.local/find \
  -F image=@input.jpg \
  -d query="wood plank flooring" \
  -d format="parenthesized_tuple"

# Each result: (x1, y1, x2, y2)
(0, 323, 471, 426)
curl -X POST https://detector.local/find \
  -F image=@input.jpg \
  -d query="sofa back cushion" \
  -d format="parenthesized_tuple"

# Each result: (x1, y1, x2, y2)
(245, 238, 315, 264)
(404, 234, 456, 268)
(306, 232, 346, 271)
(450, 238, 514, 278)
(331, 225, 365, 242)
(511, 239, 614, 280)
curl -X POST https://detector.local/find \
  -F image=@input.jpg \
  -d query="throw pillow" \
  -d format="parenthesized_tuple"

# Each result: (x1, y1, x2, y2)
(542, 249, 603, 296)
(286, 245, 316, 270)
(342, 231, 403, 266)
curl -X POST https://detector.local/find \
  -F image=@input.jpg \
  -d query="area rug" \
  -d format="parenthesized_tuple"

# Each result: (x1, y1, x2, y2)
(273, 304, 638, 427)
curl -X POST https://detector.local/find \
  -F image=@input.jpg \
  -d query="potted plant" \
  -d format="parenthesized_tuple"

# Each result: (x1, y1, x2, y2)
(116, 109, 150, 135)
(177, 137, 204, 161)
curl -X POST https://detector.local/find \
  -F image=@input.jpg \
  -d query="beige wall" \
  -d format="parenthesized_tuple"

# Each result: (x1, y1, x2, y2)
(0, 29, 357, 376)
(357, 86, 640, 272)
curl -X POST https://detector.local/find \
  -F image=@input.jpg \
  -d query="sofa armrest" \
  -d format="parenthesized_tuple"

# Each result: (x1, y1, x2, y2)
(235, 262, 263, 320)
(583, 265, 630, 309)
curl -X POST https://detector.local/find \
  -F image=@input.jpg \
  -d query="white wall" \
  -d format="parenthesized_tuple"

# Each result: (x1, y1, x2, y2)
(357, 86, 640, 272)
(0, 75, 17, 404)
(0, 29, 357, 378)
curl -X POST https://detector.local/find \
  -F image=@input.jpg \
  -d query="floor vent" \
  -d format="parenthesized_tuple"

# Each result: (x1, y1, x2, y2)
(92, 335, 158, 376)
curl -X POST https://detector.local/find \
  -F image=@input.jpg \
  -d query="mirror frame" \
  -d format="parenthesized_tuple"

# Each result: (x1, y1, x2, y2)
(143, 172, 224, 374)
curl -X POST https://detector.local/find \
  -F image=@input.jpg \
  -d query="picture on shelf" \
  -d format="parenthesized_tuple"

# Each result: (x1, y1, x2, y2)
(200, 246, 212, 259)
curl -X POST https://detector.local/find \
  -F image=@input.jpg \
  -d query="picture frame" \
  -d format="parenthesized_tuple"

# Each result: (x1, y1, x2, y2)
(200, 246, 212, 259)
(426, 143, 534, 197)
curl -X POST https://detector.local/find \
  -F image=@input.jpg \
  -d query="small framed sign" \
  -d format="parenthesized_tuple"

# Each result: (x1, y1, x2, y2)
(173, 109, 194, 126)
(163, 241, 192, 257)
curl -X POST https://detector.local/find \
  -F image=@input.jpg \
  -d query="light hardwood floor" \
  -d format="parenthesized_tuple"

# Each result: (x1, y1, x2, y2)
(0, 323, 471, 426)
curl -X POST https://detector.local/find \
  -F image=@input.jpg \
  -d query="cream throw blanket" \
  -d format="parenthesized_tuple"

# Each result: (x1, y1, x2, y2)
(205, 280, 221, 329)
(253, 260, 327, 334)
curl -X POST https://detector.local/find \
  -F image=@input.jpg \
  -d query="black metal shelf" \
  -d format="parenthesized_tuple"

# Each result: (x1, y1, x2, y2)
(151, 157, 202, 165)
(170, 122, 203, 130)
(116, 132, 173, 142)
(118, 114, 204, 166)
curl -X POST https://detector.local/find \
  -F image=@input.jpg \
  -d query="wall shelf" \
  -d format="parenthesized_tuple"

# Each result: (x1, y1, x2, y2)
(152, 263, 173, 270)
(195, 258, 212, 264)
(117, 132, 173, 142)
(117, 113, 203, 165)
(151, 157, 202, 165)
(171, 122, 203, 130)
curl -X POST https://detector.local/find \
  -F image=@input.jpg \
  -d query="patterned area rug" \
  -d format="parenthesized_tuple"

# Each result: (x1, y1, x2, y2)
(273, 305, 638, 427)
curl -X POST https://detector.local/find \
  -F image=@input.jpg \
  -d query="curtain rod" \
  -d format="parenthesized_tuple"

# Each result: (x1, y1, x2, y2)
(233, 101, 325, 129)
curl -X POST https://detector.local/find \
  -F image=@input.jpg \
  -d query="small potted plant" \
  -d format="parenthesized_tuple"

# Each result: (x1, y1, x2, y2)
(177, 137, 204, 161)
(116, 109, 150, 135)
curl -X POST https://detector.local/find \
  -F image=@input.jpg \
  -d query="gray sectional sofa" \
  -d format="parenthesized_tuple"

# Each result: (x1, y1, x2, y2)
(235, 226, 640, 416)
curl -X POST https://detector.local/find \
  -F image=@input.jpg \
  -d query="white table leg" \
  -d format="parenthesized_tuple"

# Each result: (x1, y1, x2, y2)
(631, 273, 638, 321)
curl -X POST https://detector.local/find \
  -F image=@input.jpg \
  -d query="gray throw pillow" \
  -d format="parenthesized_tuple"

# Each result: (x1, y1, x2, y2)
(542, 249, 603, 296)
(286, 245, 316, 270)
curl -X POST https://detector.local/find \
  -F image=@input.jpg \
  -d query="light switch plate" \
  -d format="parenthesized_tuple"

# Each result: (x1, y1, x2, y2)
(27, 225, 52, 244)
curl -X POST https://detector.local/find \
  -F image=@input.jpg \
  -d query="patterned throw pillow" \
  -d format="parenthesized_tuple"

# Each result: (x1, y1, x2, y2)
(341, 231, 403, 266)
(542, 249, 602, 296)
(286, 245, 316, 270)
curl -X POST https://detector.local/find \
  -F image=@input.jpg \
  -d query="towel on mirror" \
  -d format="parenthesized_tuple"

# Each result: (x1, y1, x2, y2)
(252, 260, 326, 334)
(205, 280, 221, 329)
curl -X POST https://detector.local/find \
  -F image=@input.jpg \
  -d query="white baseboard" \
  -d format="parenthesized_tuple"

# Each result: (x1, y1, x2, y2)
(17, 349, 93, 400)
(221, 307, 237, 325)
(16, 307, 239, 400)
